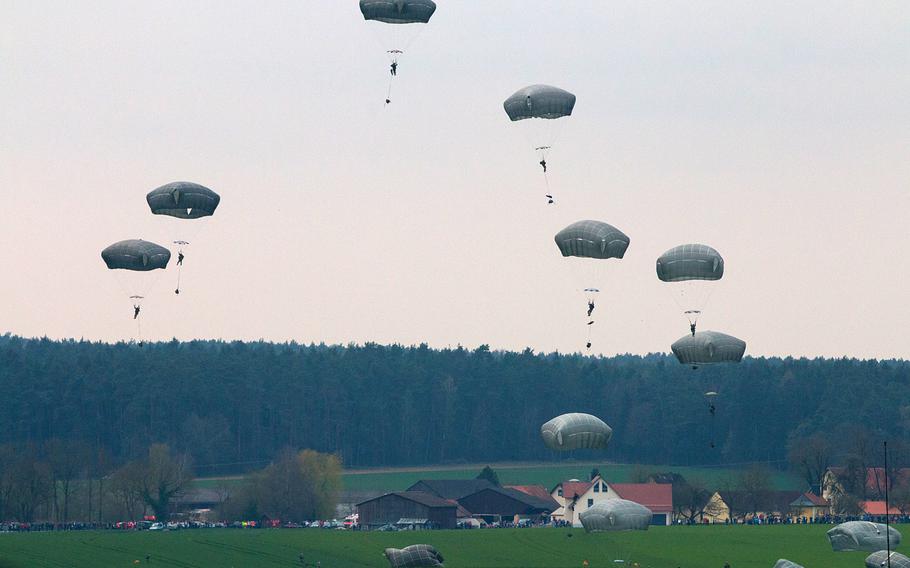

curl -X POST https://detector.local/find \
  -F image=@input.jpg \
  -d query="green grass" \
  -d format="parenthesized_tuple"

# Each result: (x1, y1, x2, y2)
(339, 462, 803, 493)
(0, 525, 886, 568)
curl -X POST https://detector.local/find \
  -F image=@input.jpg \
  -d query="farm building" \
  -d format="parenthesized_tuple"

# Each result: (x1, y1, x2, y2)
(356, 492, 457, 529)
(406, 479, 495, 500)
(457, 486, 558, 525)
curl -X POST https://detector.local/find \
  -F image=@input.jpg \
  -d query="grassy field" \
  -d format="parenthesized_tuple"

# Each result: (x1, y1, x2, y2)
(0, 525, 885, 568)
(192, 462, 802, 493)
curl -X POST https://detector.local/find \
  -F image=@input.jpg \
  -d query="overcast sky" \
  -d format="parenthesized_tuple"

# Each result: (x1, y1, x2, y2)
(1, 1, 908, 358)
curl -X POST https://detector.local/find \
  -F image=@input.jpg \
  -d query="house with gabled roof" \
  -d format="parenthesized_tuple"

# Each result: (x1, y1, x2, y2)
(549, 474, 673, 526)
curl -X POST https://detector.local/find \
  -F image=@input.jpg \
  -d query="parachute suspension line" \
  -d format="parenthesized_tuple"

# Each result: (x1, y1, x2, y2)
(175, 265, 182, 295)
(385, 74, 394, 106)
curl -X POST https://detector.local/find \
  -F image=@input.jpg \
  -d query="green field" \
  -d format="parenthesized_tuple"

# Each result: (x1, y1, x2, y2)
(192, 462, 802, 493)
(0, 525, 886, 568)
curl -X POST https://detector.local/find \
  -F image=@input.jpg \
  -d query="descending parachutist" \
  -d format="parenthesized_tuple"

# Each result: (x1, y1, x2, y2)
(546, 194, 554, 204)
(133, 305, 141, 320)
(690, 322, 696, 336)
(586, 342, 592, 349)
(539, 159, 547, 173)
(709, 404, 716, 416)
(177, 251, 185, 266)
(587, 301, 595, 318)
(390, 61, 398, 76)
(385, 98, 391, 105)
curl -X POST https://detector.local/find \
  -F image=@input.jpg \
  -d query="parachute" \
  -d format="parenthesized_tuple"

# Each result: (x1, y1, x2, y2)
(102, 239, 171, 341)
(360, 0, 437, 104)
(827, 521, 902, 552)
(146, 181, 220, 219)
(866, 550, 910, 568)
(360, 0, 437, 24)
(671, 331, 745, 369)
(579, 499, 652, 532)
(503, 85, 576, 121)
(503, 84, 576, 200)
(555, 221, 630, 260)
(656, 244, 724, 334)
(540, 413, 612, 451)
(555, 221, 630, 350)
(384, 545, 444, 568)
(773, 561, 804, 568)
(705, 391, 718, 449)
(102, 239, 171, 272)
(146, 181, 220, 294)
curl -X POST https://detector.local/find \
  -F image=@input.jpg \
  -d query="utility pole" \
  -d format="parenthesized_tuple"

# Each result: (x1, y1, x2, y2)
(884, 440, 891, 568)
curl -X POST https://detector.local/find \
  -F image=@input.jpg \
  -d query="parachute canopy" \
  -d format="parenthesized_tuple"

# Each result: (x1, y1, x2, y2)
(773, 561, 804, 568)
(671, 331, 746, 366)
(541, 413, 612, 452)
(361, 0, 437, 24)
(504, 85, 576, 121)
(828, 521, 902, 552)
(656, 244, 724, 282)
(866, 550, 910, 568)
(579, 499, 652, 532)
(554, 220, 630, 260)
(102, 240, 171, 271)
(384, 545, 444, 568)
(147, 181, 220, 219)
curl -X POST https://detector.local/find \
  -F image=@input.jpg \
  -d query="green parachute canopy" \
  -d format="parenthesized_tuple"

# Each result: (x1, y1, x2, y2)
(360, 0, 437, 24)
(671, 331, 746, 366)
(579, 499, 652, 532)
(101, 240, 171, 271)
(504, 84, 576, 121)
(554, 220, 630, 260)
(828, 521, 902, 552)
(774, 560, 805, 568)
(541, 413, 612, 451)
(384, 545, 444, 567)
(866, 550, 910, 568)
(656, 243, 724, 282)
(146, 181, 220, 219)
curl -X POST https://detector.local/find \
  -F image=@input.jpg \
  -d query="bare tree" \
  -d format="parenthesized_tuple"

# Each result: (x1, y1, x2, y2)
(108, 461, 146, 521)
(137, 444, 194, 522)
(673, 477, 711, 523)
(787, 432, 833, 493)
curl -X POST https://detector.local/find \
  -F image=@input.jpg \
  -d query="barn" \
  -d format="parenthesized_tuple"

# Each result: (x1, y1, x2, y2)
(457, 486, 557, 525)
(356, 492, 457, 530)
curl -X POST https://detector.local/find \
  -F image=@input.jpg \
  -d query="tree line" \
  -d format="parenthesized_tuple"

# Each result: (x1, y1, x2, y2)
(1, 334, 908, 474)
(0, 439, 341, 524)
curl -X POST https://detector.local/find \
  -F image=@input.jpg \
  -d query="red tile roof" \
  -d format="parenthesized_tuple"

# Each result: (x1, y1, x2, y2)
(801, 492, 829, 507)
(559, 481, 593, 501)
(610, 483, 673, 513)
(861, 501, 902, 516)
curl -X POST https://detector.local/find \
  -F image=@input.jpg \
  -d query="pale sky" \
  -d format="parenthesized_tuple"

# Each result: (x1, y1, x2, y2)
(1, 1, 908, 359)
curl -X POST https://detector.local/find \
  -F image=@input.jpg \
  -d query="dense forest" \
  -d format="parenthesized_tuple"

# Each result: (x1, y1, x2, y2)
(1, 334, 908, 474)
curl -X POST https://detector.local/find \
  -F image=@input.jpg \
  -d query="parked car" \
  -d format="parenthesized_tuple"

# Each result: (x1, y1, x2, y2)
(149, 523, 165, 531)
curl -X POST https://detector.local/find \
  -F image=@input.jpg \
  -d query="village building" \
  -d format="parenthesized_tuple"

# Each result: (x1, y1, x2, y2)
(549, 475, 673, 526)
(356, 491, 458, 529)
(703, 491, 829, 523)
(457, 486, 557, 525)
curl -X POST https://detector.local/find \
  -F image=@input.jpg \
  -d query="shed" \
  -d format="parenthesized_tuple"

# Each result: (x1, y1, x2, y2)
(357, 492, 457, 530)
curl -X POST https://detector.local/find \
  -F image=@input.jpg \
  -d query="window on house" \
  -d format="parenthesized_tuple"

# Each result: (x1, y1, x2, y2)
(601, 482, 607, 492)
(593, 484, 599, 493)
(557, 488, 563, 497)
(587, 499, 594, 508)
